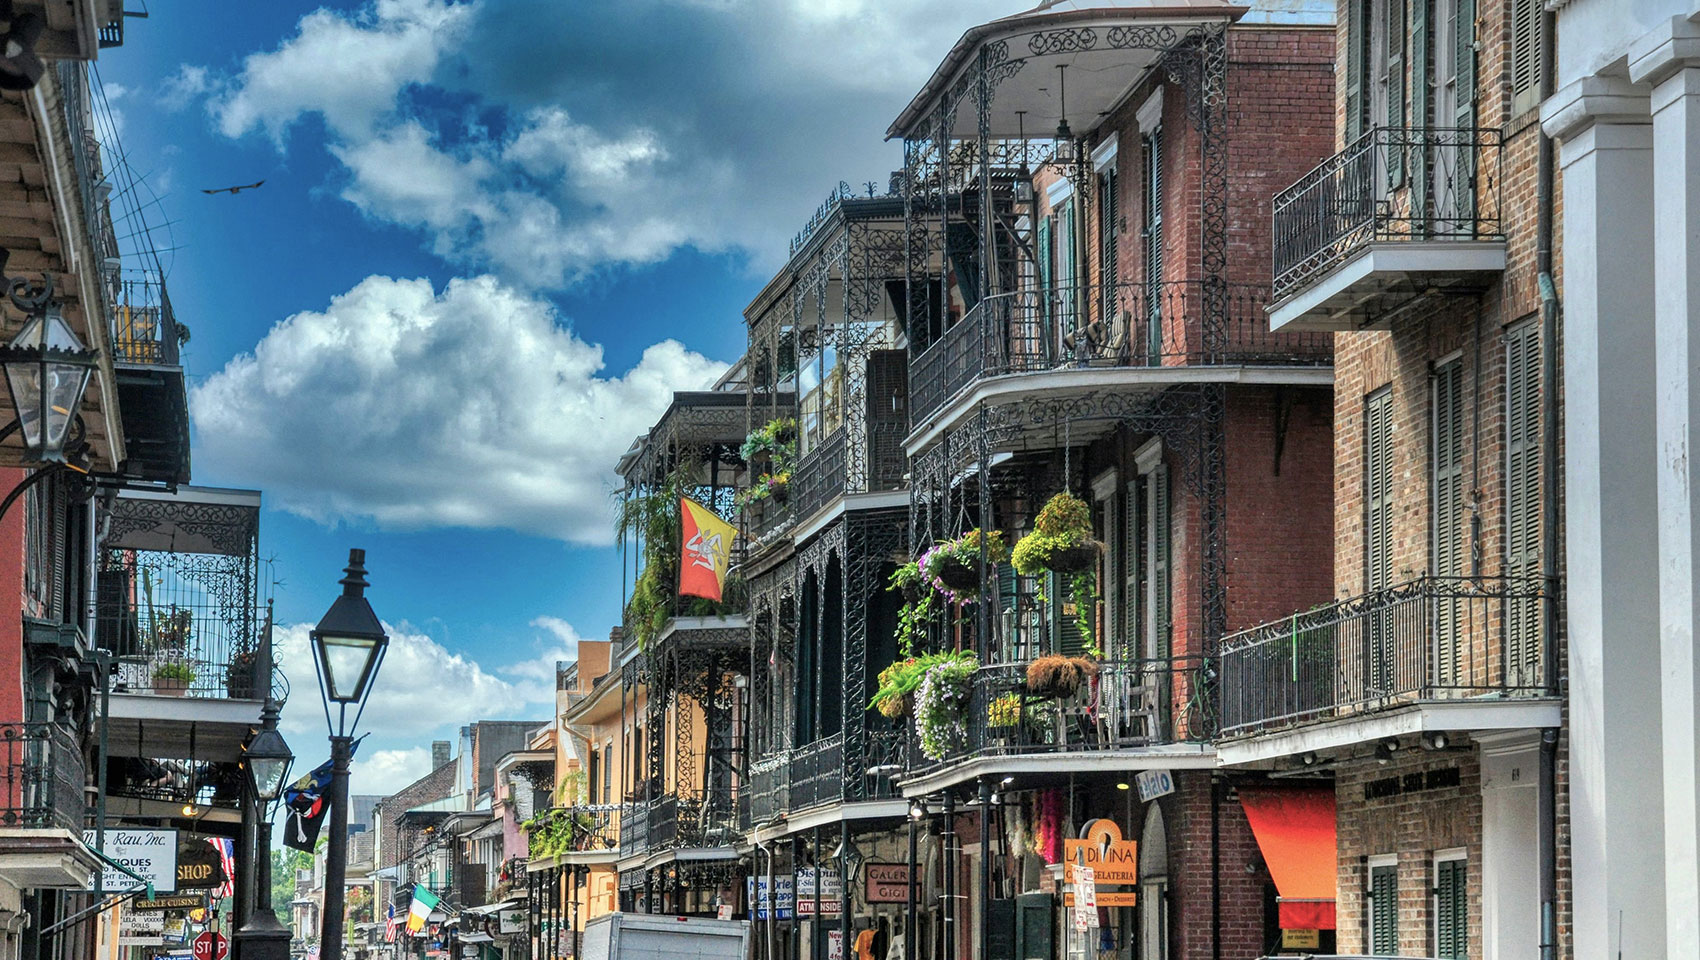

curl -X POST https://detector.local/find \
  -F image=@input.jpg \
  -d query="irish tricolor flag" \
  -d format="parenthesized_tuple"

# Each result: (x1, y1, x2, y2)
(406, 884, 441, 934)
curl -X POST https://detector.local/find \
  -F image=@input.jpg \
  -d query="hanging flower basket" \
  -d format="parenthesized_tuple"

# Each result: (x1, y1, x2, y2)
(1025, 654, 1098, 699)
(877, 693, 912, 720)
(1046, 538, 1103, 574)
(933, 558, 981, 593)
(920, 529, 1008, 602)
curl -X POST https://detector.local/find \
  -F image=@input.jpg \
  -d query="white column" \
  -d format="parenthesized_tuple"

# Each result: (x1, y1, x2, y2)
(1630, 17, 1700, 952)
(1543, 76, 1666, 960)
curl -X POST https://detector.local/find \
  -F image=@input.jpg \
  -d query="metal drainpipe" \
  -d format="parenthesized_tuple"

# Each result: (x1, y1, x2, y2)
(942, 791, 955, 960)
(1534, 4, 1561, 960)
(1211, 775, 1221, 960)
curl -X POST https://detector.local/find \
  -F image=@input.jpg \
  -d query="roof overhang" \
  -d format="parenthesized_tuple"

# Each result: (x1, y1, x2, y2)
(887, 0, 1246, 141)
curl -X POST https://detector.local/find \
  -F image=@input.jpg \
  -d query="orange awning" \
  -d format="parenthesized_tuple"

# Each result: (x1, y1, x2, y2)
(1239, 786, 1337, 929)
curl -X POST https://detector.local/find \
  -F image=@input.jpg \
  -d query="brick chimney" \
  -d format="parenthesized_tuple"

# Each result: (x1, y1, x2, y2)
(431, 740, 451, 770)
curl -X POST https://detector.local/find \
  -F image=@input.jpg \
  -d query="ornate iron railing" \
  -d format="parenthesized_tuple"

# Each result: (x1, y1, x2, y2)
(1218, 575, 1552, 736)
(786, 733, 845, 811)
(907, 657, 1213, 775)
(1271, 126, 1505, 299)
(792, 430, 847, 520)
(647, 788, 740, 849)
(618, 802, 648, 859)
(0, 723, 85, 832)
(909, 280, 1331, 424)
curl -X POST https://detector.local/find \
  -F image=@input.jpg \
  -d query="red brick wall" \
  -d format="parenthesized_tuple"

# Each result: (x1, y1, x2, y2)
(1334, 741, 1483, 957)
(1223, 385, 1337, 633)
(1167, 772, 1274, 960)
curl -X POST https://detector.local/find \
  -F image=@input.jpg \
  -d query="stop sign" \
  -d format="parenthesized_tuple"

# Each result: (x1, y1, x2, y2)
(191, 932, 228, 960)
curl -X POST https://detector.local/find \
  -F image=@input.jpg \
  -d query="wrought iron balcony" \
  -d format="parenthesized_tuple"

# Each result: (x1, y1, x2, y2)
(1269, 127, 1506, 328)
(1217, 576, 1552, 738)
(906, 657, 1214, 776)
(909, 280, 1331, 426)
(648, 788, 740, 850)
(97, 487, 274, 702)
(0, 723, 86, 833)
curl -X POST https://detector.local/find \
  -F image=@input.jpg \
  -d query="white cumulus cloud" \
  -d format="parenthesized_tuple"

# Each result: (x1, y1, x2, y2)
(190, 274, 727, 543)
(212, 0, 477, 142)
(350, 746, 433, 797)
(182, 0, 1015, 286)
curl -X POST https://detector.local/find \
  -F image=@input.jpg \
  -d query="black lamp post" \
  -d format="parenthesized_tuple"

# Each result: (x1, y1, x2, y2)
(235, 698, 294, 960)
(312, 549, 388, 960)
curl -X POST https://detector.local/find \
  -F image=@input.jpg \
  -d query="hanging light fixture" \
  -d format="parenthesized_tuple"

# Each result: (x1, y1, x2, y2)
(0, 276, 96, 465)
(1053, 64, 1077, 167)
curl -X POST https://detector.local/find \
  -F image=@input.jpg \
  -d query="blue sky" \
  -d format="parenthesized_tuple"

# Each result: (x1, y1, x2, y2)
(94, 0, 1009, 792)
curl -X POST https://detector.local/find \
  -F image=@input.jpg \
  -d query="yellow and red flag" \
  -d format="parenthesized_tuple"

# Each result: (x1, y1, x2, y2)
(679, 497, 737, 601)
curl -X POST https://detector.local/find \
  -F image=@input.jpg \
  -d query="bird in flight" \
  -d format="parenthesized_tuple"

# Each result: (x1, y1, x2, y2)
(202, 180, 265, 195)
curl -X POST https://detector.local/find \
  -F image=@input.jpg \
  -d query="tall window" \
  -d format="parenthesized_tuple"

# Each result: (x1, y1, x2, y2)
(1505, 320, 1542, 685)
(1141, 129, 1164, 359)
(1365, 388, 1394, 592)
(587, 748, 599, 807)
(1368, 857, 1398, 955)
(1098, 160, 1119, 321)
(1433, 358, 1466, 686)
(1434, 854, 1468, 958)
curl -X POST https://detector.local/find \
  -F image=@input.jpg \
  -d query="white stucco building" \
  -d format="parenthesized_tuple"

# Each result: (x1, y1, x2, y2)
(1543, 2, 1700, 956)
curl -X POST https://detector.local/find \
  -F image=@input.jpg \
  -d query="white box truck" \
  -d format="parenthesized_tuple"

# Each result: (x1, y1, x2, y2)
(580, 912, 751, 960)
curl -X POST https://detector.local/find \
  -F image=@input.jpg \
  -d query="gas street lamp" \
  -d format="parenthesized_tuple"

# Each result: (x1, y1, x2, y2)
(312, 549, 388, 960)
(235, 698, 295, 960)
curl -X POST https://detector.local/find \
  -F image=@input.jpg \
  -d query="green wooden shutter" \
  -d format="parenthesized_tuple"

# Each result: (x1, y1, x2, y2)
(1369, 863, 1398, 955)
(1123, 481, 1141, 660)
(1143, 130, 1164, 360)
(1411, 0, 1430, 219)
(1505, 321, 1541, 686)
(1151, 464, 1172, 662)
(1346, 0, 1371, 141)
(1435, 858, 1467, 958)
(1510, 0, 1541, 114)
(1385, 0, 1406, 185)
(1433, 360, 1465, 686)
(1100, 165, 1118, 301)
(1366, 390, 1394, 592)
(1454, 0, 1478, 224)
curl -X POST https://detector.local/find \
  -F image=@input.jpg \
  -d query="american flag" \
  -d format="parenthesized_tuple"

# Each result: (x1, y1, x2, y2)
(207, 837, 237, 901)
(385, 903, 401, 943)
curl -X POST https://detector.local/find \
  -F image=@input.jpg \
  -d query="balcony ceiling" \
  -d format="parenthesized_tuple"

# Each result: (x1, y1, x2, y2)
(887, 0, 1244, 141)
(1268, 241, 1509, 331)
(103, 485, 260, 557)
(104, 694, 266, 761)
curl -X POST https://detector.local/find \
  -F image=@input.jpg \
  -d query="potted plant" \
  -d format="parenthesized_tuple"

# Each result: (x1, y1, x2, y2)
(920, 530, 1008, 600)
(152, 661, 195, 697)
(1025, 654, 1099, 699)
(740, 417, 798, 463)
(148, 606, 192, 656)
(225, 650, 261, 699)
(1013, 492, 1105, 656)
(987, 692, 1023, 730)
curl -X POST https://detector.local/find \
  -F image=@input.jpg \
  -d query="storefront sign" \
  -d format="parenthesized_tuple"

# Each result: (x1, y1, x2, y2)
(1363, 766, 1462, 800)
(864, 863, 911, 903)
(1135, 769, 1175, 803)
(795, 868, 842, 916)
(84, 829, 179, 894)
(132, 895, 204, 912)
(175, 841, 227, 890)
(746, 875, 795, 920)
(1063, 891, 1136, 907)
(1281, 929, 1321, 949)
(119, 910, 165, 946)
(1063, 819, 1139, 885)
(497, 907, 526, 934)
(827, 929, 843, 960)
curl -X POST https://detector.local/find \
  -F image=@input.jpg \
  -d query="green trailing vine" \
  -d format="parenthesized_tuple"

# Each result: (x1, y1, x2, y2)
(888, 561, 937, 657)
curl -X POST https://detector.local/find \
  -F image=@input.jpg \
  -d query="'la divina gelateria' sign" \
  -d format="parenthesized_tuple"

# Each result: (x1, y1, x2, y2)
(1064, 819, 1140, 885)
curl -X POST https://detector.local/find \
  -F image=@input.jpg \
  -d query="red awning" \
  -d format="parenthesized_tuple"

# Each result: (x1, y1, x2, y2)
(1239, 786, 1337, 930)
